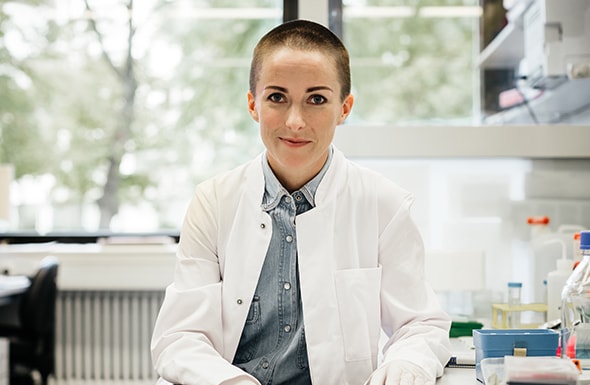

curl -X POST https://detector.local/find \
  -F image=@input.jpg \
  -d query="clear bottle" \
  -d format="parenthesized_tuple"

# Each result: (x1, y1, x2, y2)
(507, 281, 522, 328)
(561, 230, 590, 368)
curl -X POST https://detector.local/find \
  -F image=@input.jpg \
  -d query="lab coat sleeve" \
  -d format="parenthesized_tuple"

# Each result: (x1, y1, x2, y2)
(150, 182, 258, 385)
(377, 193, 452, 380)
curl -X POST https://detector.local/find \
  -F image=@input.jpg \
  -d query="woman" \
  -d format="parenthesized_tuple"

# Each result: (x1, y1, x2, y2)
(151, 19, 451, 385)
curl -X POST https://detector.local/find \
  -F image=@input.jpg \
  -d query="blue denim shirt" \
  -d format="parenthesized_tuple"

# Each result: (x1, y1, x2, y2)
(232, 148, 333, 385)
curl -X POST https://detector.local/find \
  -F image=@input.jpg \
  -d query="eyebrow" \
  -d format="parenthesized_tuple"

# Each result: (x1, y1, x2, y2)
(264, 85, 334, 93)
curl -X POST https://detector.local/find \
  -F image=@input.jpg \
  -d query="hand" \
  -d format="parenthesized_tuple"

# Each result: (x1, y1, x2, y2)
(367, 360, 435, 385)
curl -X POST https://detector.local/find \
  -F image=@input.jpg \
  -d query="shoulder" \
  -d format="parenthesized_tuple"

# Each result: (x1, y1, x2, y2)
(332, 148, 413, 207)
(196, 155, 263, 197)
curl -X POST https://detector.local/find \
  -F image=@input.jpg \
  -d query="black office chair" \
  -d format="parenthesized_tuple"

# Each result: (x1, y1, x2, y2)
(0, 256, 59, 385)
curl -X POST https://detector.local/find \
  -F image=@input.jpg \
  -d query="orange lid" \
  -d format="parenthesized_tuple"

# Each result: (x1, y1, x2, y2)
(574, 232, 581, 240)
(527, 216, 550, 225)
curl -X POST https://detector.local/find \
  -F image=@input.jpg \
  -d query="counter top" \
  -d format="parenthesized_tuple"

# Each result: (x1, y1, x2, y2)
(437, 367, 478, 384)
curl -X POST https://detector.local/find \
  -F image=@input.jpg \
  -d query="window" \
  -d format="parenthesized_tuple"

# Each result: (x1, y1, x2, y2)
(1, 0, 486, 234)
(1, 0, 281, 233)
(341, 0, 481, 125)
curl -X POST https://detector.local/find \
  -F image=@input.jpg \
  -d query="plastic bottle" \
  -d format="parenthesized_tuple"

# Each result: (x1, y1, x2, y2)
(507, 281, 522, 328)
(546, 239, 573, 322)
(527, 216, 552, 303)
(561, 230, 590, 368)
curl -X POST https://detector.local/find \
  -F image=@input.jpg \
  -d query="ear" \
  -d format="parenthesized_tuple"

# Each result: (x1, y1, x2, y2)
(247, 91, 259, 122)
(337, 94, 354, 125)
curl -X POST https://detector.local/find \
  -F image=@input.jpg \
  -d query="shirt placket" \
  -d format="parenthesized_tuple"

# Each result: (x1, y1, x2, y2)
(278, 195, 297, 346)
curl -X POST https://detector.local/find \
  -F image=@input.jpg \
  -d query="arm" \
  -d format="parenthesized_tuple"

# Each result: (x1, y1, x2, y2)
(150, 184, 260, 385)
(373, 195, 452, 383)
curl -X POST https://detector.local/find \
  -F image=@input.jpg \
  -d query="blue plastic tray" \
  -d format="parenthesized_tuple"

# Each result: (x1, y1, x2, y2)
(473, 329, 559, 382)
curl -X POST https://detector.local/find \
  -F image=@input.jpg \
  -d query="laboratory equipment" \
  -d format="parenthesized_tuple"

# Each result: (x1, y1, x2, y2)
(561, 230, 590, 368)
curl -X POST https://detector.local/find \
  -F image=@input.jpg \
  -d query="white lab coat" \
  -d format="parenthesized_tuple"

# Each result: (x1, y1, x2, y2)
(151, 147, 451, 385)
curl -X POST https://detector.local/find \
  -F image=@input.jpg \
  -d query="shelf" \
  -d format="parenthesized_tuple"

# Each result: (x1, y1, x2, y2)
(333, 124, 590, 159)
(478, 22, 524, 70)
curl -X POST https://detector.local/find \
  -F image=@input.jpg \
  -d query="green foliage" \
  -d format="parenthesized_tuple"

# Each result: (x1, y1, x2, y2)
(0, 2, 55, 177)
(345, 12, 475, 124)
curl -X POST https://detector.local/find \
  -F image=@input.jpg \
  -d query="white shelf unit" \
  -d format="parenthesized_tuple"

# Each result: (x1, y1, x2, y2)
(478, 0, 590, 124)
(478, 22, 524, 70)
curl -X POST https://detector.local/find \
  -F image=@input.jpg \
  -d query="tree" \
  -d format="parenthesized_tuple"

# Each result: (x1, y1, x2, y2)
(83, 0, 138, 228)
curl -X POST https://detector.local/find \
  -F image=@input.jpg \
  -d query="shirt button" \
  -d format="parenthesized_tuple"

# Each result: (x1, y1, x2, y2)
(285, 235, 293, 243)
(285, 196, 292, 203)
(284, 324, 292, 333)
(261, 360, 270, 369)
(283, 282, 291, 290)
(295, 194, 303, 201)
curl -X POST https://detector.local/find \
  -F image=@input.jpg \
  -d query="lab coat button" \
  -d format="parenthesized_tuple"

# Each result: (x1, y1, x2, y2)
(260, 223, 266, 229)
(237, 299, 243, 305)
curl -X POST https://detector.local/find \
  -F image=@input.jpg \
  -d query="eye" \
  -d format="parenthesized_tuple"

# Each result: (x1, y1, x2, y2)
(309, 94, 327, 105)
(268, 93, 285, 103)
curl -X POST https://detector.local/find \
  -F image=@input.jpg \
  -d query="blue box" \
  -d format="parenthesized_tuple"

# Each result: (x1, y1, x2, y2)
(472, 329, 559, 382)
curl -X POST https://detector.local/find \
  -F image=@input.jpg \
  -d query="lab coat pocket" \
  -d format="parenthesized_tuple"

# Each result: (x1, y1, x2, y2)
(334, 266, 382, 362)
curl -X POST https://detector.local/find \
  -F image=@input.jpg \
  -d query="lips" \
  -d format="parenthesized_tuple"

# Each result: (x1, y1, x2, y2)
(280, 137, 310, 146)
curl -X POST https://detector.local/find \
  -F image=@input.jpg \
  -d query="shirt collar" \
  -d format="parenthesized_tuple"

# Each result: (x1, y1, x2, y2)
(261, 146, 333, 211)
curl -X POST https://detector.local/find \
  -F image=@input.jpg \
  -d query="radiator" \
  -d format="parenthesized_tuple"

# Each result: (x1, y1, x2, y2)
(54, 290, 165, 385)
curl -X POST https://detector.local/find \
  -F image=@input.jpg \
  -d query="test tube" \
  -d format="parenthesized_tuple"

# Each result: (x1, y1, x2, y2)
(507, 282, 522, 328)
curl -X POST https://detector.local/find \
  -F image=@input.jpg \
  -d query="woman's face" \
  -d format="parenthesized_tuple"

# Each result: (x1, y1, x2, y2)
(248, 47, 353, 191)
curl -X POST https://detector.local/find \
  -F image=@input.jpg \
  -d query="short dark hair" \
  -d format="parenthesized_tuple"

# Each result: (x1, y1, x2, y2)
(249, 19, 351, 102)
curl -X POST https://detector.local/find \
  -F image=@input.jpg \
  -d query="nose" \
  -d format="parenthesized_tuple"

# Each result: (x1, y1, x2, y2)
(285, 105, 305, 131)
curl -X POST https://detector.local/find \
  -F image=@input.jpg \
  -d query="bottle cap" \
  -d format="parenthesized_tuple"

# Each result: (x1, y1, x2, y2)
(508, 282, 522, 288)
(581, 231, 590, 250)
(527, 216, 550, 225)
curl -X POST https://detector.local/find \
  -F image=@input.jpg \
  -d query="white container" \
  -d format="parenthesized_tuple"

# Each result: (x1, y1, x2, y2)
(530, 224, 585, 303)
(546, 258, 573, 322)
